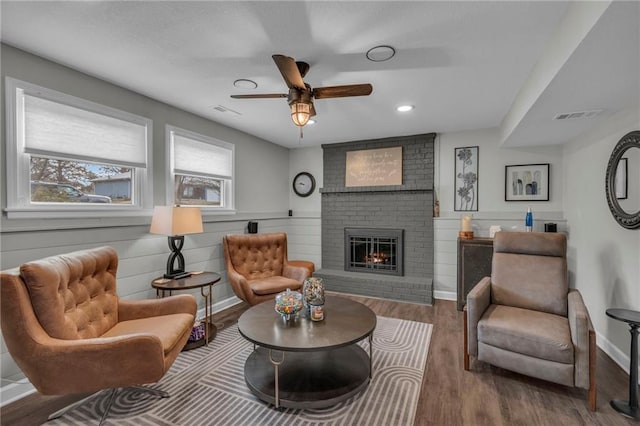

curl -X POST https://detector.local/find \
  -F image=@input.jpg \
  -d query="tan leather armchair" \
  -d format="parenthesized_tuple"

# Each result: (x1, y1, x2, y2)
(464, 232, 596, 411)
(0, 246, 197, 424)
(223, 232, 313, 305)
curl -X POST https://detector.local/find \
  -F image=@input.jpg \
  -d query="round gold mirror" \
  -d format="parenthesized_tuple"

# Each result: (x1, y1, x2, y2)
(605, 130, 640, 229)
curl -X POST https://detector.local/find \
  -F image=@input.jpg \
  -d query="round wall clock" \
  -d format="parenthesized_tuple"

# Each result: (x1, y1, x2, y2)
(293, 172, 316, 197)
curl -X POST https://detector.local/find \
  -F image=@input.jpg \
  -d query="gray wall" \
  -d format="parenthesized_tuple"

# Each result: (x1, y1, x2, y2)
(0, 44, 297, 401)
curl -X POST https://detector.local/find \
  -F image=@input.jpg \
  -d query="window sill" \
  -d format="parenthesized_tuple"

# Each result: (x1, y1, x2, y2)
(3, 206, 152, 220)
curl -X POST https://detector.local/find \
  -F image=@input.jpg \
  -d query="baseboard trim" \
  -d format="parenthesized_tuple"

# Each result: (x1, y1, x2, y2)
(596, 330, 638, 384)
(434, 290, 456, 301)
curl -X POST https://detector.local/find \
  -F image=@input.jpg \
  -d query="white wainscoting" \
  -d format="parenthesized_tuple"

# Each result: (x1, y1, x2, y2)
(0, 215, 297, 405)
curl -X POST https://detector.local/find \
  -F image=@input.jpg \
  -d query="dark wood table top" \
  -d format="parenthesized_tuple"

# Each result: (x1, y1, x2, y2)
(151, 271, 221, 291)
(238, 295, 376, 352)
(606, 308, 640, 325)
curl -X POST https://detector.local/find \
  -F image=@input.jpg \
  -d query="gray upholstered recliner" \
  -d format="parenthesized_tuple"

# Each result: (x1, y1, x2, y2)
(464, 232, 596, 411)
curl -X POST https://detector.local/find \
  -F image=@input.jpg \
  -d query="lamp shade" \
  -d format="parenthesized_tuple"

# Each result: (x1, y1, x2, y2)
(150, 206, 203, 236)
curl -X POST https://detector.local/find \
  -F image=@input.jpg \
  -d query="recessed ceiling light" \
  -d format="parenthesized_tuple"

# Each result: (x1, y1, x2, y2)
(396, 105, 414, 112)
(366, 45, 396, 62)
(233, 79, 257, 89)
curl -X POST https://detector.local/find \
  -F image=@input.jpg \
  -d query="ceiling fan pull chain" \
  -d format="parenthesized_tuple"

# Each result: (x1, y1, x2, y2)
(299, 127, 304, 143)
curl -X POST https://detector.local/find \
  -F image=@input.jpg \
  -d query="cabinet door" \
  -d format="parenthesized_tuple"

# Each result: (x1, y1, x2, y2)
(457, 239, 493, 311)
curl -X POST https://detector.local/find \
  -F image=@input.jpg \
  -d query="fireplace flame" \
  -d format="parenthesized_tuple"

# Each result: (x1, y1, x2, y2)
(365, 252, 388, 264)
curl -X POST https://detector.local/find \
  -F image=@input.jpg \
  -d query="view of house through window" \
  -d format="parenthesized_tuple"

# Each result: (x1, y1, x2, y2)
(175, 174, 221, 206)
(169, 125, 234, 210)
(30, 156, 132, 204)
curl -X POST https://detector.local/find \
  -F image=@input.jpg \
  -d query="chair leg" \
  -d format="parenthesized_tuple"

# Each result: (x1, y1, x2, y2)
(99, 388, 119, 426)
(48, 386, 170, 425)
(463, 308, 470, 371)
(588, 328, 597, 411)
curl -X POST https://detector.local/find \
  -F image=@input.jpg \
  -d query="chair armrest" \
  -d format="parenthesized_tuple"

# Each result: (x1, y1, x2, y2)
(467, 276, 492, 356)
(19, 331, 166, 395)
(568, 289, 594, 389)
(283, 264, 312, 282)
(118, 294, 197, 321)
(226, 267, 251, 302)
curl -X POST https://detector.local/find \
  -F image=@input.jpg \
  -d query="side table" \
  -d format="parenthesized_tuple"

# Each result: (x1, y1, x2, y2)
(606, 308, 640, 419)
(152, 271, 221, 351)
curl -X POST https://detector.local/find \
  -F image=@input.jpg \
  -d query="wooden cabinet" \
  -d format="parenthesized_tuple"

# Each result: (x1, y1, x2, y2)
(457, 238, 493, 311)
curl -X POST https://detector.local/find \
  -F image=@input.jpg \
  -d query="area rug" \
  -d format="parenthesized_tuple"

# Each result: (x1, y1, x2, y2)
(50, 316, 432, 425)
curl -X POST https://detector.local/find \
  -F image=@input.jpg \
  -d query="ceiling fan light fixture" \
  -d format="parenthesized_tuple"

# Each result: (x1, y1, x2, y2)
(307, 119, 316, 125)
(290, 102, 311, 127)
(366, 45, 396, 62)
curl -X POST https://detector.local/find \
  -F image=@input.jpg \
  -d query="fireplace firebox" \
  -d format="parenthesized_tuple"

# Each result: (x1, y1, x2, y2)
(345, 228, 404, 276)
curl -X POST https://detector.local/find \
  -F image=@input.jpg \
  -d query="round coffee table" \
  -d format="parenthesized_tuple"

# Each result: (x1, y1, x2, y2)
(238, 295, 377, 409)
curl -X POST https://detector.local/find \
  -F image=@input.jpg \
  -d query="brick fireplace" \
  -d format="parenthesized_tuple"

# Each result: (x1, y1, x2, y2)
(315, 133, 434, 305)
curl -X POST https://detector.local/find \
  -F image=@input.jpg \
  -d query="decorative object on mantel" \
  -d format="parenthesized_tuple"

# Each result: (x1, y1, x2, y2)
(459, 214, 474, 239)
(454, 146, 478, 211)
(505, 163, 550, 201)
(605, 130, 639, 230)
(345, 146, 402, 187)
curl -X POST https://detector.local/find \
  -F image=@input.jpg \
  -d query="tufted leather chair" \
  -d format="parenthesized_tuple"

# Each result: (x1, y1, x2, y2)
(464, 232, 596, 411)
(223, 232, 313, 305)
(0, 246, 197, 424)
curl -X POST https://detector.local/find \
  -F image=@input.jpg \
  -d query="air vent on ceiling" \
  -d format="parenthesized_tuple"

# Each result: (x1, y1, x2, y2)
(213, 105, 242, 116)
(553, 109, 603, 120)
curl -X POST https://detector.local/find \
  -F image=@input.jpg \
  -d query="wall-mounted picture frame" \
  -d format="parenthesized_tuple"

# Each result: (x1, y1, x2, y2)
(505, 163, 550, 201)
(615, 158, 628, 199)
(454, 146, 478, 211)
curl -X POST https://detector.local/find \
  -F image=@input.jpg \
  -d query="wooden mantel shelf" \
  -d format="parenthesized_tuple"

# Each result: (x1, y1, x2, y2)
(320, 184, 432, 194)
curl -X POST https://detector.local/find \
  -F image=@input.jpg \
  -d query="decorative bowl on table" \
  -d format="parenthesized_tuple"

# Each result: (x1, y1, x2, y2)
(275, 288, 303, 320)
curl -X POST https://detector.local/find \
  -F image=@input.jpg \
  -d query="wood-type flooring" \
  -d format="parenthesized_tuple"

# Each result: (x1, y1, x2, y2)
(1, 294, 636, 425)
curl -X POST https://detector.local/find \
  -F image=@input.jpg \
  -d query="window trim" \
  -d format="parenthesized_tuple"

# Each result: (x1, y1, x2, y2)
(166, 125, 235, 214)
(4, 77, 153, 218)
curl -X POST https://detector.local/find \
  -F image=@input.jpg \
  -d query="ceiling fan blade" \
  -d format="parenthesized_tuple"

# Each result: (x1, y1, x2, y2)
(230, 93, 287, 99)
(272, 54, 306, 90)
(310, 103, 317, 118)
(313, 84, 373, 99)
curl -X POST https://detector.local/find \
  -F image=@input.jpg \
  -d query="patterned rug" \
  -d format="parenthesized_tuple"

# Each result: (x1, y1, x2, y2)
(50, 315, 433, 425)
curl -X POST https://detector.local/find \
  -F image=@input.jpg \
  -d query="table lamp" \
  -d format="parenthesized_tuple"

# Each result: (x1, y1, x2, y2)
(150, 206, 203, 279)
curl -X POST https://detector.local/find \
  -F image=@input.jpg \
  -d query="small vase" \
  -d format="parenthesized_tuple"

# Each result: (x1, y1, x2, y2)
(302, 277, 325, 316)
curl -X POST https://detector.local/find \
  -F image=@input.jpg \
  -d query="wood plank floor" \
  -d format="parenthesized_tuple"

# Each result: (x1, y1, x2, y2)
(1, 294, 637, 425)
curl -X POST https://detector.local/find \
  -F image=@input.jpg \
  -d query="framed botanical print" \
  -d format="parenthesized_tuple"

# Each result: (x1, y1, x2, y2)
(454, 146, 478, 211)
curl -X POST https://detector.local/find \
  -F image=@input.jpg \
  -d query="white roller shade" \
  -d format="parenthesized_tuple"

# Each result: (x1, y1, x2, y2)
(173, 134, 233, 179)
(24, 94, 147, 167)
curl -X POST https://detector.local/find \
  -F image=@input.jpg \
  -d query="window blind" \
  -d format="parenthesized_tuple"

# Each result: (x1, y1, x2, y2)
(24, 94, 147, 168)
(173, 133, 233, 179)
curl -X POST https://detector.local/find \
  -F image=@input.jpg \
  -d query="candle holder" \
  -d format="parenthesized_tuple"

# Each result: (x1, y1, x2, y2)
(459, 215, 474, 240)
(459, 231, 474, 240)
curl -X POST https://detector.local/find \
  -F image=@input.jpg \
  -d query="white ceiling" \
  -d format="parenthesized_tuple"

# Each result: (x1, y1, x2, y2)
(1, 1, 638, 149)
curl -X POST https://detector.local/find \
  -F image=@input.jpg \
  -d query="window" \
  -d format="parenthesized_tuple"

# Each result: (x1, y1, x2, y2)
(167, 126, 234, 211)
(5, 78, 152, 217)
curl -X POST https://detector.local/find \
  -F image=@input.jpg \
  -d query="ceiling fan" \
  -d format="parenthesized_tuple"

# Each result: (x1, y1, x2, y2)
(231, 54, 373, 127)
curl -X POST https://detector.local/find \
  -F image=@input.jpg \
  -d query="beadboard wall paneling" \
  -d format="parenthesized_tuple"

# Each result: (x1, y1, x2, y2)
(433, 213, 567, 295)
(0, 217, 297, 403)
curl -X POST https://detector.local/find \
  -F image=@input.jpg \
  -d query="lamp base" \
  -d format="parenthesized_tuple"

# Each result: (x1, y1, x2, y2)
(164, 271, 192, 280)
